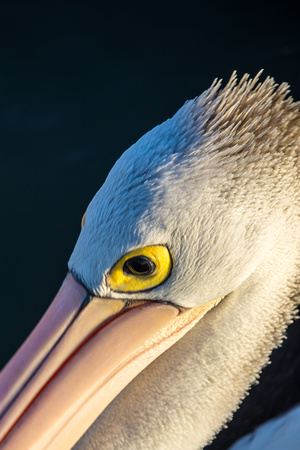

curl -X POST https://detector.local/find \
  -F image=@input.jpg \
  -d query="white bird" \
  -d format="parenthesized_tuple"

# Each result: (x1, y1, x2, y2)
(0, 71, 299, 450)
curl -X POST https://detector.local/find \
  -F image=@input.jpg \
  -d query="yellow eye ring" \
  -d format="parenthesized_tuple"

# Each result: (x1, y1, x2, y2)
(107, 245, 172, 293)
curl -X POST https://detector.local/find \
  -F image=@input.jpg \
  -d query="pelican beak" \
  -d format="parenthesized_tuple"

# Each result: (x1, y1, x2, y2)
(0, 273, 220, 450)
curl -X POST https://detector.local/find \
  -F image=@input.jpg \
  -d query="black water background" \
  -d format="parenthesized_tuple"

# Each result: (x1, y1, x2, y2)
(0, 1, 299, 446)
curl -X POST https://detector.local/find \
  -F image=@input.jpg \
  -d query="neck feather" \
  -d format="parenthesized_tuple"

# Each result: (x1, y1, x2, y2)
(75, 226, 300, 449)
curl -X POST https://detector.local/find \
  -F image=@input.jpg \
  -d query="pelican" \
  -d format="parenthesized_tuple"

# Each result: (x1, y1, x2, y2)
(0, 71, 299, 450)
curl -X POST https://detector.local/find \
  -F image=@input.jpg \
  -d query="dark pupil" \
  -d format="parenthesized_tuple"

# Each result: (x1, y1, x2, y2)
(124, 256, 155, 276)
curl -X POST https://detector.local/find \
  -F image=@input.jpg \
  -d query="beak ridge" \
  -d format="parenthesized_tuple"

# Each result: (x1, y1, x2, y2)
(0, 274, 87, 418)
(0, 273, 221, 450)
(0, 275, 178, 449)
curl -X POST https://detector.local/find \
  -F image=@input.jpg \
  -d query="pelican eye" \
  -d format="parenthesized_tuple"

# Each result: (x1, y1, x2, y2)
(123, 256, 156, 276)
(107, 245, 172, 293)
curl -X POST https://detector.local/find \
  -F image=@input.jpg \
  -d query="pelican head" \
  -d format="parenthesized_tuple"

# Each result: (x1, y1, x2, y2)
(0, 72, 299, 449)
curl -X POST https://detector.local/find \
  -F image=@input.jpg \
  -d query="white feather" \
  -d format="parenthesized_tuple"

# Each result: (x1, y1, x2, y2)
(67, 72, 299, 449)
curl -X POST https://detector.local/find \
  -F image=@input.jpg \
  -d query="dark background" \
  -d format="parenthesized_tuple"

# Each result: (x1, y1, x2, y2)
(0, 0, 299, 447)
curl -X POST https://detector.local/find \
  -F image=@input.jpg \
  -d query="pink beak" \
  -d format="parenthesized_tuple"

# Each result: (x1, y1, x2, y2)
(0, 273, 220, 449)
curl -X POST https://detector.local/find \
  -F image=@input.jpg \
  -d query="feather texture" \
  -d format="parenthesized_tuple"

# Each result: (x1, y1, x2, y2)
(67, 72, 300, 449)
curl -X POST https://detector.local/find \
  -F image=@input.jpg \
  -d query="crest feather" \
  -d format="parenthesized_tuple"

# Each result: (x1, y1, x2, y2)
(200, 71, 300, 159)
